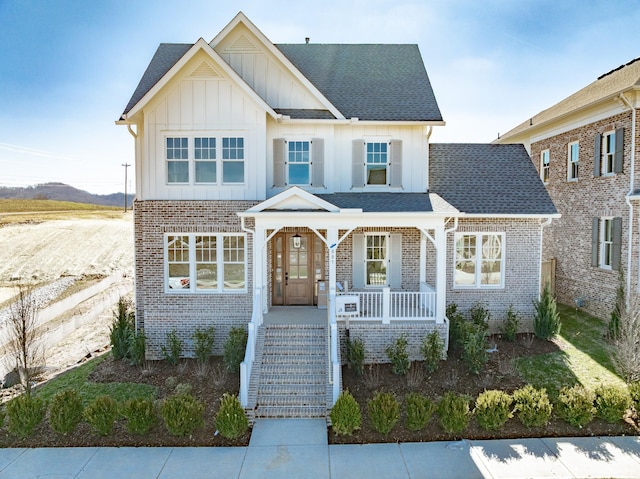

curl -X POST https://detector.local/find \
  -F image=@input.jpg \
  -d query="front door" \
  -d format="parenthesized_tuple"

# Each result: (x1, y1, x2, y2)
(272, 232, 323, 305)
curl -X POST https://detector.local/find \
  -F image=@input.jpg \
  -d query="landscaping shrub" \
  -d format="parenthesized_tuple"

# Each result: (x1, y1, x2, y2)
(0, 407, 5, 429)
(462, 325, 488, 375)
(385, 335, 410, 376)
(121, 397, 156, 435)
(346, 336, 365, 377)
(555, 385, 595, 428)
(174, 382, 192, 396)
(500, 305, 520, 341)
(161, 329, 183, 366)
(49, 389, 83, 435)
(446, 303, 467, 350)
(469, 302, 491, 334)
(367, 391, 400, 436)
(629, 381, 640, 414)
(110, 297, 134, 360)
(129, 330, 146, 367)
(533, 285, 561, 340)
(193, 327, 215, 366)
(6, 394, 46, 438)
(160, 393, 205, 436)
(437, 392, 470, 434)
(608, 269, 625, 339)
(405, 392, 435, 431)
(512, 385, 552, 428)
(474, 390, 512, 431)
(330, 390, 362, 436)
(84, 396, 119, 436)
(594, 385, 631, 424)
(420, 331, 444, 374)
(224, 327, 248, 372)
(215, 393, 248, 439)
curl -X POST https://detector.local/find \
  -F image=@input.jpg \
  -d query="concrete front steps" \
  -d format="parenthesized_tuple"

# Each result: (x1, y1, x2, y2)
(250, 324, 329, 420)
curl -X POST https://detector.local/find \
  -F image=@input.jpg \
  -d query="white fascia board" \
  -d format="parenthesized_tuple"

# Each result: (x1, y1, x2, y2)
(210, 12, 345, 120)
(461, 213, 561, 219)
(124, 38, 278, 121)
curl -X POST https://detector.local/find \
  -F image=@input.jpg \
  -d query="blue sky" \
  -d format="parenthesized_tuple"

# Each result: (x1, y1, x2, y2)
(1, 0, 639, 194)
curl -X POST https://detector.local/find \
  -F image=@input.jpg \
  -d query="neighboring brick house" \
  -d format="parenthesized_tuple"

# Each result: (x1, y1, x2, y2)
(118, 12, 557, 407)
(496, 58, 640, 320)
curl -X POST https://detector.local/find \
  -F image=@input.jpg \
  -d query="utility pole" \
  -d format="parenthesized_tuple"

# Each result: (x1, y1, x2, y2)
(122, 163, 130, 212)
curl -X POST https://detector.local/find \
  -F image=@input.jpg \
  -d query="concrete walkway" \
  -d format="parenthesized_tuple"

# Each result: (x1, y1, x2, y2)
(1, 420, 639, 478)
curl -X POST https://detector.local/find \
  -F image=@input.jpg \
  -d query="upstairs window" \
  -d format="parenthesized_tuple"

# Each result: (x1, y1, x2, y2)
(222, 137, 245, 183)
(351, 139, 402, 188)
(366, 142, 389, 185)
(272, 138, 325, 188)
(567, 141, 579, 181)
(594, 129, 623, 177)
(166, 137, 189, 183)
(602, 131, 615, 176)
(540, 149, 550, 184)
(194, 137, 216, 183)
(288, 141, 310, 185)
(454, 233, 504, 288)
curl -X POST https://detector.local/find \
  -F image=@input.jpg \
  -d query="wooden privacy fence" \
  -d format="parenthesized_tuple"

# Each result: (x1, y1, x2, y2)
(541, 258, 556, 295)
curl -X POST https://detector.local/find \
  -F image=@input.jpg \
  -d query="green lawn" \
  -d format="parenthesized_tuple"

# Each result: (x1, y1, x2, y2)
(516, 304, 627, 397)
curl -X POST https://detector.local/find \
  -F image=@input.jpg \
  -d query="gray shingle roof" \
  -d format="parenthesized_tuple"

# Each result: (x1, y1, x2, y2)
(429, 144, 558, 215)
(316, 193, 433, 212)
(273, 109, 336, 120)
(276, 44, 442, 122)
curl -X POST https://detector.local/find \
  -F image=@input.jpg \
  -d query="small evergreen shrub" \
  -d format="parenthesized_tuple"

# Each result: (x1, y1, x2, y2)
(437, 392, 470, 434)
(594, 385, 631, 424)
(447, 303, 467, 350)
(346, 336, 366, 377)
(0, 407, 5, 429)
(500, 305, 520, 341)
(474, 390, 512, 431)
(161, 329, 183, 366)
(608, 269, 625, 339)
(121, 397, 156, 434)
(462, 325, 488, 375)
(367, 391, 400, 436)
(469, 302, 491, 334)
(215, 393, 248, 439)
(49, 389, 83, 435)
(110, 297, 134, 360)
(6, 395, 46, 438)
(174, 383, 193, 396)
(224, 327, 248, 372)
(330, 390, 362, 436)
(129, 330, 146, 366)
(160, 393, 205, 436)
(405, 392, 435, 431)
(385, 335, 410, 376)
(629, 381, 640, 414)
(84, 396, 119, 436)
(420, 331, 444, 374)
(556, 385, 595, 428)
(193, 327, 215, 365)
(165, 376, 178, 390)
(512, 385, 552, 428)
(533, 285, 561, 340)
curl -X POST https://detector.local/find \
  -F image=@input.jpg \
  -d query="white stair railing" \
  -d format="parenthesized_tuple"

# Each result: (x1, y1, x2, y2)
(240, 288, 262, 407)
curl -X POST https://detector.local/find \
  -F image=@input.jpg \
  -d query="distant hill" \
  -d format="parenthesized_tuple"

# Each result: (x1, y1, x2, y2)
(0, 183, 134, 208)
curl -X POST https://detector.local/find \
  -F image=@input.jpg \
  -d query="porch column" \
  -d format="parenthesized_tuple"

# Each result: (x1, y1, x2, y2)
(327, 227, 338, 324)
(253, 225, 266, 324)
(419, 231, 427, 284)
(435, 225, 446, 324)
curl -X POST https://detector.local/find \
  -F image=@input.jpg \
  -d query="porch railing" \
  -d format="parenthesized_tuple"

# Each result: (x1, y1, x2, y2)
(240, 288, 263, 408)
(337, 282, 436, 323)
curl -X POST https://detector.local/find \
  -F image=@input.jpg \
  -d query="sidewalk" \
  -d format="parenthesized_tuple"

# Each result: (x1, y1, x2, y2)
(1, 420, 639, 478)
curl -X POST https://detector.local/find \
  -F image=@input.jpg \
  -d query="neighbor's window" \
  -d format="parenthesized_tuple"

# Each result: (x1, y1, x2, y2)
(166, 137, 189, 183)
(166, 234, 246, 293)
(540, 149, 550, 184)
(287, 141, 310, 185)
(602, 131, 616, 175)
(366, 142, 388, 185)
(365, 234, 388, 286)
(454, 233, 504, 288)
(222, 137, 245, 183)
(600, 218, 613, 269)
(567, 141, 579, 181)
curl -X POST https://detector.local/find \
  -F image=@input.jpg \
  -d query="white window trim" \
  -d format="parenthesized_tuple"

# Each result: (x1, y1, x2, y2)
(364, 140, 390, 188)
(286, 139, 312, 186)
(453, 232, 505, 289)
(540, 149, 550, 184)
(602, 131, 616, 176)
(567, 141, 579, 182)
(599, 217, 613, 270)
(164, 132, 246, 186)
(364, 232, 390, 287)
(164, 233, 247, 294)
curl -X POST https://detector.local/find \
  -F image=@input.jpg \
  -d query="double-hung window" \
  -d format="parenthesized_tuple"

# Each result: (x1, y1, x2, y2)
(600, 218, 613, 269)
(194, 137, 216, 183)
(166, 233, 246, 292)
(591, 216, 622, 270)
(602, 131, 616, 176)
(365, 234, 389, 286)
(222, 137, 245, 183)
(288, 141, 310, 185)
(540, 149, 550, 184)
(166, 137, 189, 183)
(567, 141, 579, 181)
(366, 142, 389, 185)
(454, 233, 504, 288)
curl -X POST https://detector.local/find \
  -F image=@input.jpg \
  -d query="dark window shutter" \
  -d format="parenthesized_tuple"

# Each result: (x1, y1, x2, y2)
(311, 138, 324, 187)
(591, 218, 599, 267)
(390, 233, 402, 288)
(614, 128, 624, 173)
(389, 140, 403, 188)
(352, 234, 364, 288)
(594, 134, 601, 177)
(352, 140, 365, 188)
(273, 138, 286, 187)
(612, 217, 622, 271)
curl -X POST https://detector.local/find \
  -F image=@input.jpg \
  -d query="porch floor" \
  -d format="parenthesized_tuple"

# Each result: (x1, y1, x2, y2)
(263, 306, 328, 325)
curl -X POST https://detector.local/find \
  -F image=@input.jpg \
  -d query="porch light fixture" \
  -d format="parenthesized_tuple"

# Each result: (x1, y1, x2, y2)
(292, 233, 301, 249)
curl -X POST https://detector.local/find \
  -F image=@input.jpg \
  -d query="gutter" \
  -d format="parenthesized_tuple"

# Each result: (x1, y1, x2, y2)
(620, 92, 636, 301)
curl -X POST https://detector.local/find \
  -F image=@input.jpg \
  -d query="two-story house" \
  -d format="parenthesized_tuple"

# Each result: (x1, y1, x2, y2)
(118, 12, 557, 418)
(496, 58, 640, 320)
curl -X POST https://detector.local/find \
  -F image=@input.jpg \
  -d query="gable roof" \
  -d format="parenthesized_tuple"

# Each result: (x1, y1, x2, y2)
(499, 57, 640, 141)
(275, 44, 443, 122)
(429, 143, 558, 216)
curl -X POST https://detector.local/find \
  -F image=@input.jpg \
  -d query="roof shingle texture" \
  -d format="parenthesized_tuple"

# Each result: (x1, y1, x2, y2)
(316, 193, 434, 212)
(429, 144, 558, 215)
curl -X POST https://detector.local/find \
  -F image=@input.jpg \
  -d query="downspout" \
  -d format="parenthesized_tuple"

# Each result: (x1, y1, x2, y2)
(539, 217, 552, 296)
(620, 93, 636, 302)
(425, 126, 433, 192)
